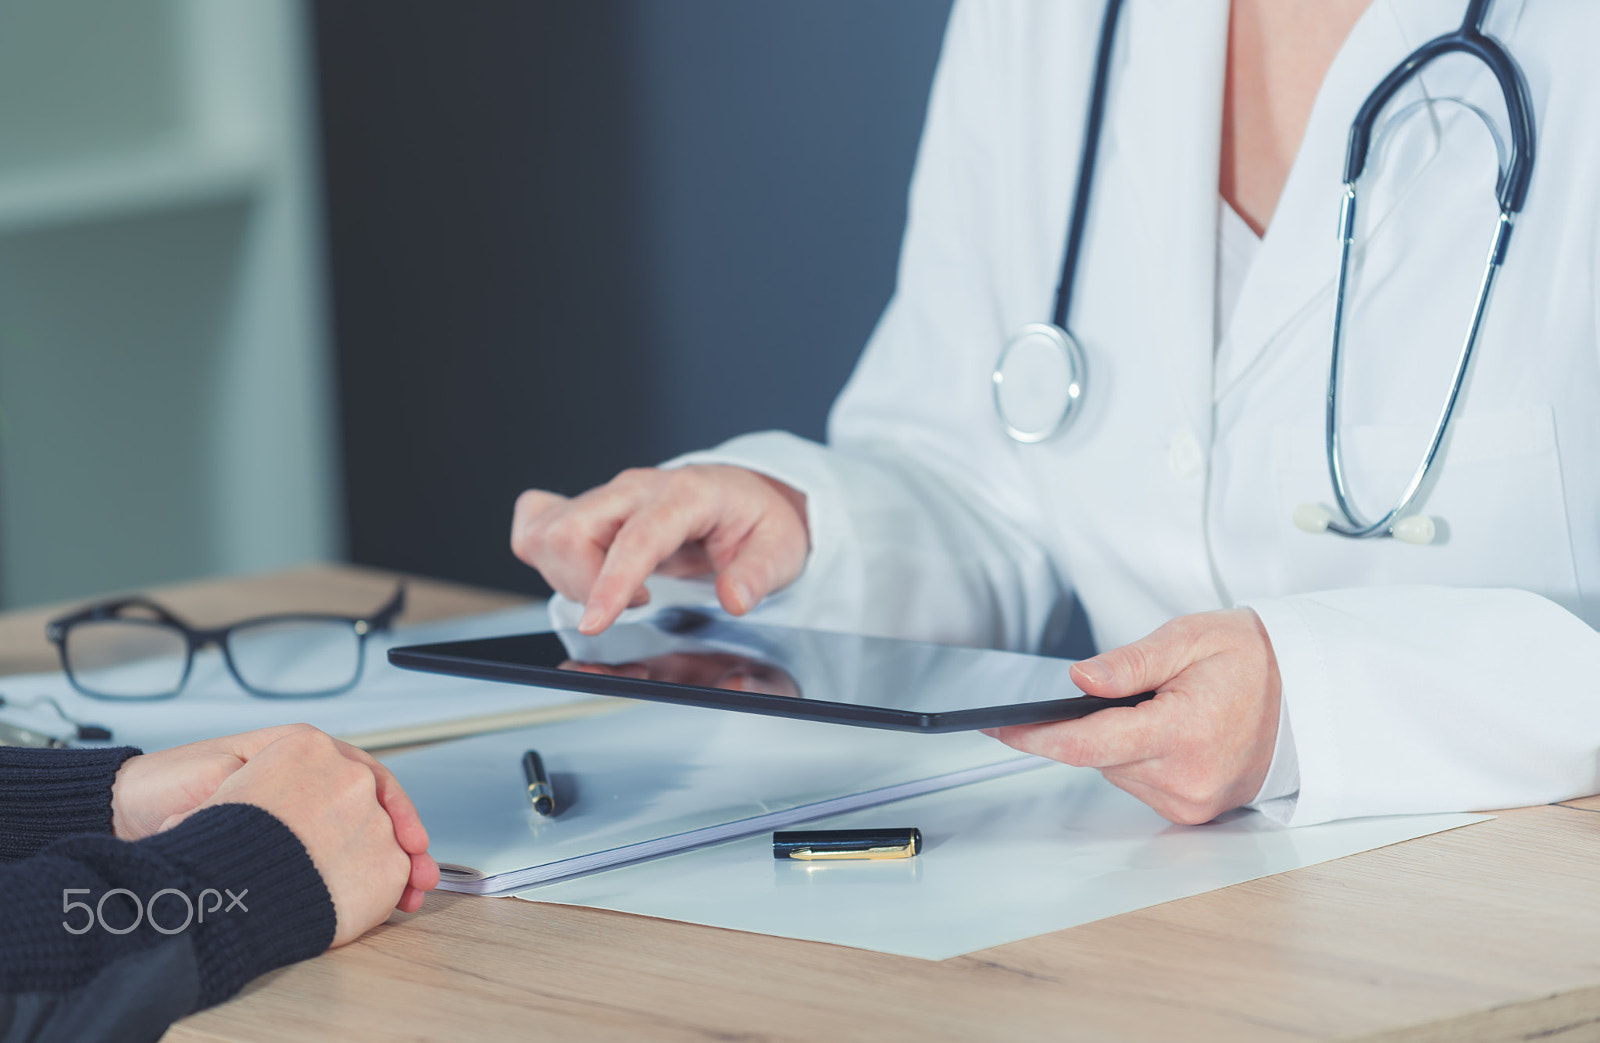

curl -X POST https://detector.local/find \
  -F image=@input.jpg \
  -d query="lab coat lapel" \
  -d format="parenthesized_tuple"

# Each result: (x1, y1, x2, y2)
(1108, 0, 1230, 435)
(1214, 0, 1477, 399)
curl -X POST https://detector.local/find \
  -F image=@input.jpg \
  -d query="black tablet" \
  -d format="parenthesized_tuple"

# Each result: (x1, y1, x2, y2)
(388, 607, 1152, 732)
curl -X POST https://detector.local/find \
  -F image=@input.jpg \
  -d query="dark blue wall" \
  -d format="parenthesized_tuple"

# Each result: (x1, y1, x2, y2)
(626, 2, 952, 457)
(317, 0, 952, 594)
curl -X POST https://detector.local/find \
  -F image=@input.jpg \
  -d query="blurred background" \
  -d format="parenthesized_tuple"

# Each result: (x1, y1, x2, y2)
(0, 0, 951, 609)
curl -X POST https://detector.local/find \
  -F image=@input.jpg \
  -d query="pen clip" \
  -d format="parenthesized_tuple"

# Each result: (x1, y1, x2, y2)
(788, 844, 914, 861)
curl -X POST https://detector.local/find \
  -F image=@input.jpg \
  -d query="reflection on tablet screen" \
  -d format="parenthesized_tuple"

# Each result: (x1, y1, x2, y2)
(550, 607, 1087, 715)
(559, 652, 801, 699)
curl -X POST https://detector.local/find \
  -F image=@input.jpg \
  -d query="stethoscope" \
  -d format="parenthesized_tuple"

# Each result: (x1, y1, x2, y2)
(991, 0, 1535, 544)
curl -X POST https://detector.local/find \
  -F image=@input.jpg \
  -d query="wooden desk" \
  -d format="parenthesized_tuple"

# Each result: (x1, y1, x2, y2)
(6, 566, 1600, 1042)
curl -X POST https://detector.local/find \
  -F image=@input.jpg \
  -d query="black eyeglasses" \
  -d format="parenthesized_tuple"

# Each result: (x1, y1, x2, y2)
(46, 585, 406, 701)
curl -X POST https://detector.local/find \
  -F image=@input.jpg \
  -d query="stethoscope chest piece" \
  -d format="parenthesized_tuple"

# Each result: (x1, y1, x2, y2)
(992, 322, 1087, 444)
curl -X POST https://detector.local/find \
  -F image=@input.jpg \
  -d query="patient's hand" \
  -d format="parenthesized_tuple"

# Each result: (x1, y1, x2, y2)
(511, 464, 809, 635)
(112, 724, 314, 841)
(115, 723, 440, 917)
(168, 727, 432, 945)
(985, 609, 1281, 825)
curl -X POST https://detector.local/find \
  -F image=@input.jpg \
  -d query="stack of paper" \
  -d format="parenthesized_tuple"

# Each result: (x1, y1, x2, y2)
(381, 702, 1047, 895)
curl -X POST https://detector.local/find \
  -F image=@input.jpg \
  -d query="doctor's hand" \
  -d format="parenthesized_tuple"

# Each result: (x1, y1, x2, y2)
(511, 465, 809, 634)
(985, 609, 1281, 826)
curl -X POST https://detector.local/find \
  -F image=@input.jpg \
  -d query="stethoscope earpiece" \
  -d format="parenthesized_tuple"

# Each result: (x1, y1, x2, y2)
(1293, 503, 1438, 545)
(1292, 503, 1335, 535)
(1390, 515, 1437, 545)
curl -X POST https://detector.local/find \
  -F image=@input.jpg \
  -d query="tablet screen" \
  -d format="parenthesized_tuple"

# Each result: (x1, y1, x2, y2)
(548, 607, 1083, 713)
(389, 607, 1148, 731)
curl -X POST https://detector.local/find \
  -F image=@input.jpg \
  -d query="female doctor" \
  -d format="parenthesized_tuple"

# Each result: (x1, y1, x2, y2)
(509, 0, 1600, 827)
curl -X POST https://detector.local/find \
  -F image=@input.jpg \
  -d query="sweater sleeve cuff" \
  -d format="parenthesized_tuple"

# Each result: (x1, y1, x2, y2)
(137, 803, 336, 1008)
(0, 746, 141, 861)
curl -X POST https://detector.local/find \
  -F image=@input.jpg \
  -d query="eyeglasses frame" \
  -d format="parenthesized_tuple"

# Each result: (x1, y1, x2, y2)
(45, 584, 407, 701)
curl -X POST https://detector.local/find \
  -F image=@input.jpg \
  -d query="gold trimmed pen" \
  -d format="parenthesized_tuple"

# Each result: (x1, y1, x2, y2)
(773, 828, 921, 860)
(522, 749, 555, 816)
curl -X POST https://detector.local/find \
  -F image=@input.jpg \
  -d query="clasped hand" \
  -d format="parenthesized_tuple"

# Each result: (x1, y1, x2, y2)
(112, 723, 440, 946)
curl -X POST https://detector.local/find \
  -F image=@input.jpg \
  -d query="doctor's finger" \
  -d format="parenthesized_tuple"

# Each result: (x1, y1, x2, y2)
(513, 490, 635, 604)
(655, 542, 715, 578)
(712, 515, 807, 616)
(512, 488, 568, 531)
(510, 489, 573, 567)
(580, 497, 712, 633)
(1070, 616, 1213, 698)
(986, 699, 1181, 769)
(511, 490, 595, 599)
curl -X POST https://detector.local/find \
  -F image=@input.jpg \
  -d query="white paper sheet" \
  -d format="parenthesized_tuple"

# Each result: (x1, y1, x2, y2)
(520, 762, 1489, 960)
(0, 604, 583, 751)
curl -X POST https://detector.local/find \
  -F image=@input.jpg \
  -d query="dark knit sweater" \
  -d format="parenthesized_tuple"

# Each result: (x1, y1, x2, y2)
(0, 746, 337, 1043)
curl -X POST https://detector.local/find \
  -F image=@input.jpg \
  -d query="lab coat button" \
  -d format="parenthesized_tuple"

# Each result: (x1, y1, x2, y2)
(1168, 428, 1204, 479)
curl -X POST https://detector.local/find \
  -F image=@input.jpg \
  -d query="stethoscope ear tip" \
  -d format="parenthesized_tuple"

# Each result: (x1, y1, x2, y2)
(1391, 515, 1437, 545)
(1293, 503, 1334, 534)
(1292, 503, 1438, 544)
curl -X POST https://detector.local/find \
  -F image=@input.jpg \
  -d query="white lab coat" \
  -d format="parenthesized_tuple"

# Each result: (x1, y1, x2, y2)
(658, 0, 1600, 826)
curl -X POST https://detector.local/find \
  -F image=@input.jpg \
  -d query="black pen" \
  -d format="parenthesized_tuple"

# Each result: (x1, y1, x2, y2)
(522, 749, 555, 816)
(773, 828, 921, 861)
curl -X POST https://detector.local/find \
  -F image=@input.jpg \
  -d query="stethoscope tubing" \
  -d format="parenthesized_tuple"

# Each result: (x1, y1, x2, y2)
(1052, 0, 1127, 332)
(997, 0, 1535, 547)
(987, 0, 1125, 445)
(1324, 0, 1532, 538)
(1325, 204, 1514, 538)
(1344, 0, 1535, 213)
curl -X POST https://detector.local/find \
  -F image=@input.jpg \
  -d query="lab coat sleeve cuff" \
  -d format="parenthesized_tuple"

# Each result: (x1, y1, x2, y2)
(1239, 596, 1338, 827)
(1244, 692, 1299, 826)
(1242, 587, 1600, 827)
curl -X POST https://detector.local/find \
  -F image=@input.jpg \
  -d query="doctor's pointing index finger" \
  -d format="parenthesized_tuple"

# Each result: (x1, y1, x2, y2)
(510, 0, 1600, 829)
(511, 464, 809, 635)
